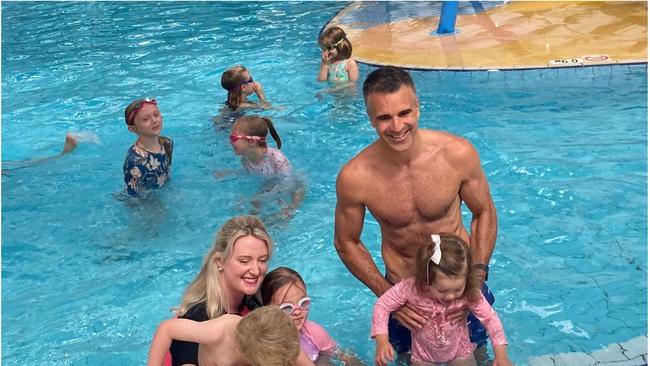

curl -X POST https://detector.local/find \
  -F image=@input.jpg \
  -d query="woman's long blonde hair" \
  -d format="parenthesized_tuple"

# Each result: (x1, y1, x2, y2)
(177, 215, 274, 318)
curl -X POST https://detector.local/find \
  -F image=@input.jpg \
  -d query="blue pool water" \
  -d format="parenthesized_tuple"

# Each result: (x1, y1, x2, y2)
(2, 2, 647, 365)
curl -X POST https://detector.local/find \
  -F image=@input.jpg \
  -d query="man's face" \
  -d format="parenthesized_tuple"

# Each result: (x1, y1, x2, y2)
(365, 85, 420, 152)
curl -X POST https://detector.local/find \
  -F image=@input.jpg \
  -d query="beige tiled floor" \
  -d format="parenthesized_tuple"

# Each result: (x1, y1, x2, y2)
(327, 1, 648, 70)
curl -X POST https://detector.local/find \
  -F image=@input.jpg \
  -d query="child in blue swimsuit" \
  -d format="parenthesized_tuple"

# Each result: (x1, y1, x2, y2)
(122, 98, 173, 196)
(317, 26, 359, 83)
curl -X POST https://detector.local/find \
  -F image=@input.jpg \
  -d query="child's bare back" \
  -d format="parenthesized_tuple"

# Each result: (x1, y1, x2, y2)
(196, 315, 248, 366)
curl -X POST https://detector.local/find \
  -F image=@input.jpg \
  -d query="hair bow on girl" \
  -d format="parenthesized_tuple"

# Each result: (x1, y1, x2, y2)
(430, 234, 442, 265)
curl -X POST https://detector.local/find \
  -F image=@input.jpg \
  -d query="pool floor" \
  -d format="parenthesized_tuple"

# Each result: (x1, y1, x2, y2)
(327, 1, 648, 70)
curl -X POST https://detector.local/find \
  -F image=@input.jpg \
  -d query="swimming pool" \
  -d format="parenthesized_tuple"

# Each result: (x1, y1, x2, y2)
(2, 2, 647, 365)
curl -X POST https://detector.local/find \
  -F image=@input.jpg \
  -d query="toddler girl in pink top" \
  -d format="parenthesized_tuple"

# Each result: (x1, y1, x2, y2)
(262, 267, 364, 366)
(228, 115, 292, 177)
(372, 234, 513, 366)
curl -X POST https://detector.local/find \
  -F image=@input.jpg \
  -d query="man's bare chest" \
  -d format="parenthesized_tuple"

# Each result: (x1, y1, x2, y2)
(365, 171, 461, 227)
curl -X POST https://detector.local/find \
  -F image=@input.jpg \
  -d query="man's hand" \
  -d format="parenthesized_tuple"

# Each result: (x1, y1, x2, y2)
(393, 303, 427, 331)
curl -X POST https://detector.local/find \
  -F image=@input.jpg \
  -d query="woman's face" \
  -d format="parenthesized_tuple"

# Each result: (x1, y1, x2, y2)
(270, 281, 310, 330)
(218, 235, 269, 299)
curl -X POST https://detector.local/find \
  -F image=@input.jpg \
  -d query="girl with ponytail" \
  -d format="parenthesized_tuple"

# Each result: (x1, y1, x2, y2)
(228, 115, 292, 176)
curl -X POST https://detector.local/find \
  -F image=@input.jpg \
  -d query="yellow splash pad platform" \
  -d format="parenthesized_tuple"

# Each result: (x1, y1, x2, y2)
(326, 1, 647, 70)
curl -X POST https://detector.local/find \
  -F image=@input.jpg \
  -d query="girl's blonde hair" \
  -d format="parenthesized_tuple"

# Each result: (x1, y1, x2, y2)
(234, 115, 282, 150)
(319, 26, 352, 61)
(177, 215, 274, 318)
(221, 65, 249, 110)
(414, 233, 482, 303)
(236, 306, 300, 366)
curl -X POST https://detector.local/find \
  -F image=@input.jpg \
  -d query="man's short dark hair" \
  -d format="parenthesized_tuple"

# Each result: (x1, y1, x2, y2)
(363, 67, 416, 100)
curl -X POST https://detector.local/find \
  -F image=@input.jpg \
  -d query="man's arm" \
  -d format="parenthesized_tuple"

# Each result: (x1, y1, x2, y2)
(456, 140, 498, 280)
(334, 166, 392, 297)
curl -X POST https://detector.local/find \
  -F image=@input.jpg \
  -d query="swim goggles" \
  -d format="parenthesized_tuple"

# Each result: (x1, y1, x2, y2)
(228, 76, 254, 92)
(279, 297, 311, 315)
(127, 98, 157, 124)
(325, 37, 345, 50)
(229, 133, 266, 143)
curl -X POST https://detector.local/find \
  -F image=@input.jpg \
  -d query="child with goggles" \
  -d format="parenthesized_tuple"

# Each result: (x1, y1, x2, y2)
(219, 115, 305, 221)
(122, 98, 173, 196)
(221, 65, 269, 111)
(261, 267, 364, 366)
(371, 234, 513, 366)
(226, 115, 291, 177)
(317, 26, 359, 83)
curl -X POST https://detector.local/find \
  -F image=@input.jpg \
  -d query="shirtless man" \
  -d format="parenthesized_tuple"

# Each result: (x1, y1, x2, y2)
(334, 67, 498, 358)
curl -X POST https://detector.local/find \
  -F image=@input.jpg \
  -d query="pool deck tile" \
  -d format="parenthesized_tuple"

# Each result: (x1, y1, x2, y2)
(528, 336, 648, 366)
(326, 1, 647, 71)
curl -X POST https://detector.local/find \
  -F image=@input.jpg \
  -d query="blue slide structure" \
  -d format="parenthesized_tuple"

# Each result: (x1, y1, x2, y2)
(436, 1, 459, 34)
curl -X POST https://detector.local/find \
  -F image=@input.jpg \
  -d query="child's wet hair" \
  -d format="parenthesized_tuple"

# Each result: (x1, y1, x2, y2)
(414, 233, 482, 303)
(319, 26, 352, 61)
(233, 115, 282, 150)
(124, 98, 148, 126)
(221, 65, 249, 110)
(260, 266, 306, 305)
(236, 306, 300, 366)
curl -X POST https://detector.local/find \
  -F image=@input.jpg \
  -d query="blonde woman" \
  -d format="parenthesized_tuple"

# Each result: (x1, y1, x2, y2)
(169, 215, 272, 366)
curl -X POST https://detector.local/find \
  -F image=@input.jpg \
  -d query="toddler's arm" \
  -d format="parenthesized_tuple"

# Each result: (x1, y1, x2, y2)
(346, 58, 359, 82)
(317, 51, 330, 81)
(469, 294, 512, 366)
(371, 279, 412, 337)
(373, 334, 394, 366)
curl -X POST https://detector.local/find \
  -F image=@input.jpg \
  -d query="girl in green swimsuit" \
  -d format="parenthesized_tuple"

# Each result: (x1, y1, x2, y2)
(317, 27, 359, 83)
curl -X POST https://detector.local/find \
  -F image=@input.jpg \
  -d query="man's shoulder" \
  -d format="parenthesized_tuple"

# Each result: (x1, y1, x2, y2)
(422, 129, 475, 157)
(337, 143, 379, 180)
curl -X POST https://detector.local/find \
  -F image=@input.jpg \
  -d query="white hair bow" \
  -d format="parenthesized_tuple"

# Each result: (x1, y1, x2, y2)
(426, 234, 442, 284)
(430, 234, 442, 265)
